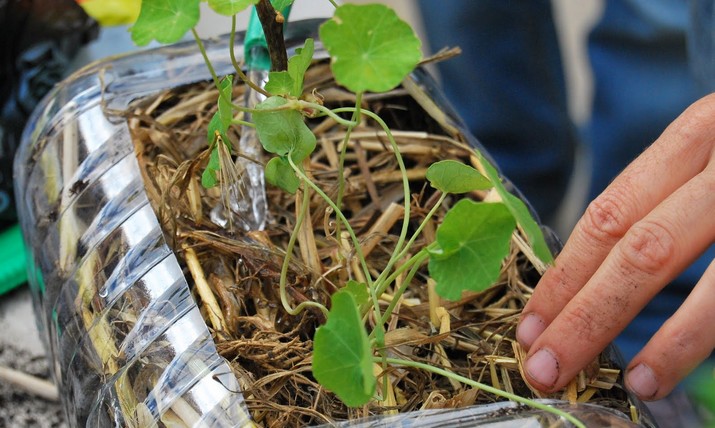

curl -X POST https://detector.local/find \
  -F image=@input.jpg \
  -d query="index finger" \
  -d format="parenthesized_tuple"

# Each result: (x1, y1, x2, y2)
(516, 95, 715, 350)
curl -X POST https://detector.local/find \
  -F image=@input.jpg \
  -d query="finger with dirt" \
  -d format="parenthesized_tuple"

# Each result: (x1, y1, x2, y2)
(516, 93, 715, 396)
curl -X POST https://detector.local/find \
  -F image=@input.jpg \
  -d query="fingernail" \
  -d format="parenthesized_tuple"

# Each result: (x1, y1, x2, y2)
(525, 348, 559, 388)
(516, 312, 546, 349)
(626, 363, 658, 399)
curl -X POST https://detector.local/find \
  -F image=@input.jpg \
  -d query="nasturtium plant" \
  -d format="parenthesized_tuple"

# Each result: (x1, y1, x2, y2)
(428, 200, 516, 301)
(313, 290, 376, 407)
(426, 160, 492, 194)
(253, 96, 316, 162)
(127, 0, 577, 421)
(319, 3, 421, 93)
(208, 0, 259, 16)
(265, 156, 299, 194)
(131, 0, 200, 46)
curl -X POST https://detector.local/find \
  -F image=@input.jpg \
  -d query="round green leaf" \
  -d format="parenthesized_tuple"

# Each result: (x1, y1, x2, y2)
(208, 0, 258, 16)
(253, 96, 316, 162)
(265, 156, 299, 194)
(428, 200, 516, 301)
(426, 160, 492, 194)
(319, 4, 421, 93)
(131, 0, 200, 46)
(313, 290, 376, 407)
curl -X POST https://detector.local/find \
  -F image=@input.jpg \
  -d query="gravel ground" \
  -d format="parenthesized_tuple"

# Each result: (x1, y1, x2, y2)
(0, 288, 66, 428)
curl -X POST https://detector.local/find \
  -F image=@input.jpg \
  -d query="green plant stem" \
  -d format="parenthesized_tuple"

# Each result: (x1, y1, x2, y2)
(288, 156, 373, 286)
(378, 357, 586, 428)
(278, 181, 329, 317)
(378, 244, 436, 300)
(230, 15, 271, 97)
(231, 118, 255, 128)
(327, 0, 338, 8)
(374, 249, 429, 330)
(191, 28, 249, 113)
(330, 107, 414, 311)
(299, 101, 358, 127)
(330, 107, 411, 262)
(335, 92, 363, 242)
(323, 104, 413, 353)
(373, 193, 446, 299)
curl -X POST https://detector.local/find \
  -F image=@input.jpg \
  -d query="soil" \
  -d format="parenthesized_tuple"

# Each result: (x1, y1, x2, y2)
(0, 343, 65, 428)
(126, 60, 639, 427)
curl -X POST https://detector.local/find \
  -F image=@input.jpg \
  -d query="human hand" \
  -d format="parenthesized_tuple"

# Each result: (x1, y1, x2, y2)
(516, 93, 715, 401)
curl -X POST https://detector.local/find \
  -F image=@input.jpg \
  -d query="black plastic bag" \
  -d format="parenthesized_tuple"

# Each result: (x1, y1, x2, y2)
(0, 0, 97, 227)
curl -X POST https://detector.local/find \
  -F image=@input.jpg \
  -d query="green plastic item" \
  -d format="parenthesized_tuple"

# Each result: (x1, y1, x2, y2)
(0, 223, 28, 296)
(245, 2, 293, 71)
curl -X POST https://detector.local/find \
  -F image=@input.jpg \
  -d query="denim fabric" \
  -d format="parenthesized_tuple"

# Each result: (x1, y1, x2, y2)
(585, 0, 710, 361)
(419, 0, 713, 363)
(689, 0, 715, 90)
(417, 0, 576, 220)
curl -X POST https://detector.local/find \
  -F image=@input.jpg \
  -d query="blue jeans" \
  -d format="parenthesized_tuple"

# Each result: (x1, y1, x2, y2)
(419, 0, 712, 362)
(417, 0, 576, 221)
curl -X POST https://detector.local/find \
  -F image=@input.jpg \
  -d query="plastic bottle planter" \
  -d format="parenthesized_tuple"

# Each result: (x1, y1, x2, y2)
(15, 19, 654, 428)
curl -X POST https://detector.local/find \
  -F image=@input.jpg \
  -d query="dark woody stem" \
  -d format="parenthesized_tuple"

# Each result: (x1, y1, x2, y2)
(255, 0, 289, 71)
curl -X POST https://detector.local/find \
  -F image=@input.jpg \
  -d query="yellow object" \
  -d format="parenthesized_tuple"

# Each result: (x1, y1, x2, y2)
(76, 0, 141, 26)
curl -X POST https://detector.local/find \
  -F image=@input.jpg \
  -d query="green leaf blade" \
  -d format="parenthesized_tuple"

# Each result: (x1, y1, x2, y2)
(319, 4, 421, 93)
(428, 200, 516, 301)
(313, 290, 376, 407)
(217, 76, 234, 129)
(265, 156, 299, 194)
(207, 111, 230, 146)
(201, 146, 221, 188)
(208, 0, 259, 16)
(503, 192, 554, 265)
(271, 0, 294, 11)
(426, 160, 492, 194)
(265, 71, 294, 96)
(254, 96, 316, 162)
(343, 280, 369, 308)
(287, 38, 315, 97)
(475, 154, 555, 265)
(131, 0, 200, 46)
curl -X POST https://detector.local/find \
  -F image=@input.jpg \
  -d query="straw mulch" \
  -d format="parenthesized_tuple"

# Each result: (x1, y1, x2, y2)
(127, 61, 636, 427)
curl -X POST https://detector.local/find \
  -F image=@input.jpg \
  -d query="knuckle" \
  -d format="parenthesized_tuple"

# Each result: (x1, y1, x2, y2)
(669, 328, 698, 356)
(670, 95, 715, 152)
(683, 94, 715, 130)
(580, 192, 632, 245)
(561, 305, 602, 344)
(619, 220, 677, 275)
(696, 168, 715, 193)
